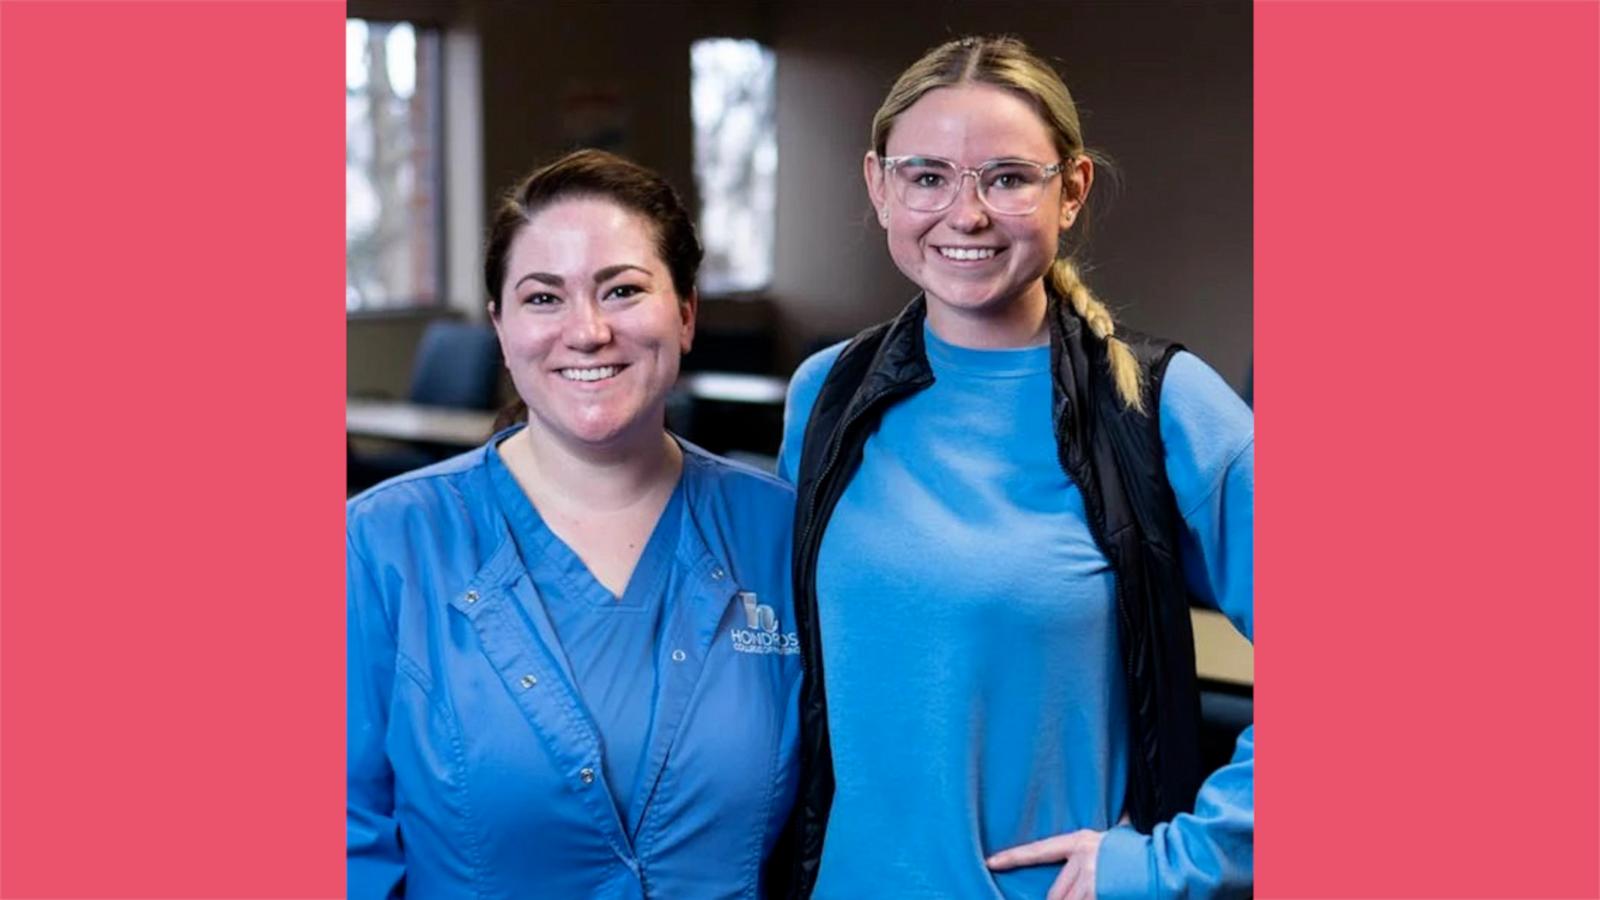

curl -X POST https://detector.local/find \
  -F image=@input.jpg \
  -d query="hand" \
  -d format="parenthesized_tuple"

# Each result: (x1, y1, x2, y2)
(986, 829, 1105, 900)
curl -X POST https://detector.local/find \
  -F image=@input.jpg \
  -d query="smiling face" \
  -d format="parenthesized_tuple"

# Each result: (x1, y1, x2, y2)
(865, 83, 1088, 345)
(491, 197, 695, 453)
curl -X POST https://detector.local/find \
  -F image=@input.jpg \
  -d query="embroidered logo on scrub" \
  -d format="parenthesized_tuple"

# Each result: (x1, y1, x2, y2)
(730, 591, 799, 655)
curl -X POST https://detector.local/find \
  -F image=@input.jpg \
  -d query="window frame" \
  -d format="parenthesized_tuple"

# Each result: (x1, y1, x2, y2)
(346, 16, 450, 314)
(689, 36, 778, 300)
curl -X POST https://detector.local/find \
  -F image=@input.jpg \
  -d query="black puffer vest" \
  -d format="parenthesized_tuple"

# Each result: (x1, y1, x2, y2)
(769, 294, 1204, 898)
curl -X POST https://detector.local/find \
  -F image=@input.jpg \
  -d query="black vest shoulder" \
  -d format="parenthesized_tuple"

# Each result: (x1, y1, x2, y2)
(775, 296, 1204, 897)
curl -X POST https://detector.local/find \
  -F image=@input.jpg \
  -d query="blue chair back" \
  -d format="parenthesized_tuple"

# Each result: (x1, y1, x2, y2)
(409, 321, 502, 410)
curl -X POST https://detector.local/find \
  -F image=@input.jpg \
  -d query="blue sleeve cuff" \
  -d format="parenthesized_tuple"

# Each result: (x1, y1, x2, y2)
(1095, 825, 1153, 900)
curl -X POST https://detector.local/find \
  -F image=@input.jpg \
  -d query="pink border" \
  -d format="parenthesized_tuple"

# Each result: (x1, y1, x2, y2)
(2, 2, 346, 895)
(1, 0, 1595, 896)
(1256, 2, 1598, 896)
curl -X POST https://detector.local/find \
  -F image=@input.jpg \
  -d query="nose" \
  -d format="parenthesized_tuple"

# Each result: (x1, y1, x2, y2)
(945, 172, 989, 232)
(564, 300, 613, 350)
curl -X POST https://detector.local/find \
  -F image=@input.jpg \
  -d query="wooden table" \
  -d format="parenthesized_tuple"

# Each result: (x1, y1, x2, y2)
(679, 371, 788, 405)
(346, 399, 497, 447)
(1192, 608, 1253, 686)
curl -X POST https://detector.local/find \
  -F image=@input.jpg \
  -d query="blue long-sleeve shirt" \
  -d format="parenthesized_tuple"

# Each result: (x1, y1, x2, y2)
(348, 431, 802, 898)
(777, 328, 1253, 899)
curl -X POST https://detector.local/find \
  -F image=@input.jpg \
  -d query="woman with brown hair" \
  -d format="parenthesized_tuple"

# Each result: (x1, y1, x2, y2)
(348, 149, 801, 898)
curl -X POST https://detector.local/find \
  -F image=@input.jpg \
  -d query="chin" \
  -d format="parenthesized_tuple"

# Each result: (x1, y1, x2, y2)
(927, 283, 1014, 314)
(571, 409, 663, 448)
(564, 420, 636, 447)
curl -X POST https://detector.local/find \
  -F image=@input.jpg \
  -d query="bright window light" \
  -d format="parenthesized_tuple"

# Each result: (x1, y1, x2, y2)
(346, 19, 442, 311)
(691, 38, 777, 295)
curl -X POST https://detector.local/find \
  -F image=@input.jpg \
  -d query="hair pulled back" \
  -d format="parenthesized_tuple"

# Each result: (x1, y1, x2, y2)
(872, 35, 1145, 412)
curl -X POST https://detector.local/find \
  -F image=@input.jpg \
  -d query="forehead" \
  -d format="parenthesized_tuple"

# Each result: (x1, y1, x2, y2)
(885, 83, 1057, 163)
(507, 197, 662, 275)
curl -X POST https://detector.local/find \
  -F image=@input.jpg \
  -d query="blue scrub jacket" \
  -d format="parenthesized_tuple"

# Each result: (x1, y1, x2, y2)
(347, 433, 801, 898)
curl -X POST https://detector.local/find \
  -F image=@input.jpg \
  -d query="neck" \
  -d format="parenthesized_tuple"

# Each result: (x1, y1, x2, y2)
(500, 421, 682, 515)
(924, 281, 1049, 349)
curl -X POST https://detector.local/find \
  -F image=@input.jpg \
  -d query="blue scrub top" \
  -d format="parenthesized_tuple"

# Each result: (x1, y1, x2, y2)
(347, 429, 801, 899)
(488, 443, 687, 831)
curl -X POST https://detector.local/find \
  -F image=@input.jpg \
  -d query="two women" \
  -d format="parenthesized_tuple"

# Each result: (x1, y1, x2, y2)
(348, 34, 1252, 900)
(347, 150, 800, 898)
(775, 36, 1254, 899)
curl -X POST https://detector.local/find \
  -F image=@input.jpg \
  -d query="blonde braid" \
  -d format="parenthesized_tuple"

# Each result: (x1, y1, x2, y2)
(1048, 258, 1146, 414)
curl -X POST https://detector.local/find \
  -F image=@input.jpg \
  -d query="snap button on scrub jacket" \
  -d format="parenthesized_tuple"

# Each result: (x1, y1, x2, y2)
(347, 431, 802, 898)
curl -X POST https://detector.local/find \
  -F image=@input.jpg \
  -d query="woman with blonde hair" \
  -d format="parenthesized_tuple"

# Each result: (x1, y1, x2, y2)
(774, 36, 1253, 899)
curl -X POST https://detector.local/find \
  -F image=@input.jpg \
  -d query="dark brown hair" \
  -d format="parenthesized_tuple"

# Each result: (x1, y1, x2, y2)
(484, 149, 702, 313)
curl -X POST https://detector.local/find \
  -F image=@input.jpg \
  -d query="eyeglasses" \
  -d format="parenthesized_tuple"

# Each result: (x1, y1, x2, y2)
(880, 155, 1066, 215)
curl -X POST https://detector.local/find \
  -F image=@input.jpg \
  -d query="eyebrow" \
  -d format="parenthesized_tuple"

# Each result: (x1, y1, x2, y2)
(894, 154, 1039, 166)
(593, 263, 650, 283)
(513, 263, 651, 290)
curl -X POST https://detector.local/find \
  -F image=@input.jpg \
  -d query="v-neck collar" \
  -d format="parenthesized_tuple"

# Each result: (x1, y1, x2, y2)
(487, 430, 687, 609)
(456, 430, 751, 855)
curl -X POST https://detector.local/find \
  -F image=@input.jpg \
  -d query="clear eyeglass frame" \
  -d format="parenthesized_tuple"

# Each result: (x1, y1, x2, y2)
(880, 155, 1067, 215)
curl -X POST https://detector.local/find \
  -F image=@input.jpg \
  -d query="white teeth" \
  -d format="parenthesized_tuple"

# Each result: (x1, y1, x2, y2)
(558, 366, 620, 382)
(939, 247, 997, 261)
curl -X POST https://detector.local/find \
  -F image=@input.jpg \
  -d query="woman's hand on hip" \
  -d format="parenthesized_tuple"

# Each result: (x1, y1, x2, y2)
(985, 829, 1104, 900)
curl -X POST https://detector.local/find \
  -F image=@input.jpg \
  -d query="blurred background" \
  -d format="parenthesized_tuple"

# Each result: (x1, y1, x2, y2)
(346, 0, 1252, 483)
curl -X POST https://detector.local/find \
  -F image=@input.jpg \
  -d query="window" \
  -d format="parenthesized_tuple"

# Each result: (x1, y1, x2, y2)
(690, 39, 777, 295)
(346, 19, 444, 311)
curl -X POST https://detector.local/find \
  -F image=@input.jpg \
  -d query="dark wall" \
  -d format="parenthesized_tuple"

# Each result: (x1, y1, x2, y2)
(351, 0, 1252, 389)
(770, 1, 1252, 384)
(473, 1, 768, 226)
